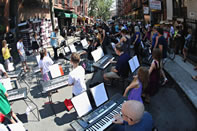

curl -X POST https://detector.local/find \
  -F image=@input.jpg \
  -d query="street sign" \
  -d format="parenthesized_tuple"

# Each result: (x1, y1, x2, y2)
(149, 0, 161, 10)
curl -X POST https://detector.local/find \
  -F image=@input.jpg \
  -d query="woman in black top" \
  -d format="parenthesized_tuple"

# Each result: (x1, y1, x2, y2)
(32, 33, 40, 55)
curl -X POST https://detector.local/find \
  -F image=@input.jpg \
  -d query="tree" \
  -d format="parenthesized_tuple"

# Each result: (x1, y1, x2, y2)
(88, 0, 114, 21)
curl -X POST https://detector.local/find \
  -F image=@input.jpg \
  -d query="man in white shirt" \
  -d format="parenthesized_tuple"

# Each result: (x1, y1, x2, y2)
(17, 38, 29, 72)
(68, 53, 86, 96)
(0, 64, 8, 79)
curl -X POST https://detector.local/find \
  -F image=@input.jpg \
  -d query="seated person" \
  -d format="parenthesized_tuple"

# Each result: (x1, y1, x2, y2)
(111, 100, 153, 131)
(0, 64, 8, 79)
(81, 38, 100, 61)
(103, 44, 130, 83)
(39, 49, 54, 81)
(0, 83, 21, 124)
(68, 53, 87, 96)
(123, 67, 149, 103)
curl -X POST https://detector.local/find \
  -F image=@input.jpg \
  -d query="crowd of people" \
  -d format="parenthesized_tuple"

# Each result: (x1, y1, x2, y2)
(0, 18, 196, 130)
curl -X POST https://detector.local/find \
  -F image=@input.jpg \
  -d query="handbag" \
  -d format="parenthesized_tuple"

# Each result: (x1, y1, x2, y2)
(0, 113, 5, 123)
(64, 99, 73, 111)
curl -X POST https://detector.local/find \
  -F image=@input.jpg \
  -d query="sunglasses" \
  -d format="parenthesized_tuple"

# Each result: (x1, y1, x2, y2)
(121, 112, 133, 121)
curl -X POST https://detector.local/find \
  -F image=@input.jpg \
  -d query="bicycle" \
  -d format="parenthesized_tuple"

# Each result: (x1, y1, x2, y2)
(163, 46, 175, 66)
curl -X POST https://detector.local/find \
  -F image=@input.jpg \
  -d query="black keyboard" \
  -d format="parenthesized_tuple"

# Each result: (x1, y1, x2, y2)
(41, 75, 68, 93)
(70, 94, 126, 131)
(7, 88, 27, 102)
(93, 55, 114, 70)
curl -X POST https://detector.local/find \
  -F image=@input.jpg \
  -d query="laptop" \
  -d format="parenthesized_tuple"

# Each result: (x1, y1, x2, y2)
(81, 38, 89, 49)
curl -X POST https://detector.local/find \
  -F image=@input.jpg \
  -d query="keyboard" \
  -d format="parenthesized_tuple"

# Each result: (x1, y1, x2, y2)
(7, 88, 27, 102)
(93, 55, 114, 70)
(7, 70, 21, 78)
(70, 94, 126, 131)
(41, 75, 68, 93)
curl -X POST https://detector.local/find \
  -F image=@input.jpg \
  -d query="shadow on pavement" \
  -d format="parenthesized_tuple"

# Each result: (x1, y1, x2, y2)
(54, 112, 77, 126)
(39, 101, 66, 119)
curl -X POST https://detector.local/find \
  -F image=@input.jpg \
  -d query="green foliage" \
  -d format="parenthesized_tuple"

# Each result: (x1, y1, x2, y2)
(88, 0, 114, 21)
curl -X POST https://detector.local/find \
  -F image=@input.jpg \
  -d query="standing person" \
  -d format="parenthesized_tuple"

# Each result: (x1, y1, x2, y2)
(155, 28, 168, 85)
(31, 33, 40, 55)
(17, 37, 29, 72)
(0, 83, 18, 124)
(132, 26, 141, 58)
(50, 28, 59, 60)
(68, 53, 87, 96)
(183, 29, 192, 62)
(39, 49, 54, 82)
(2, 40, 12, 71)
(123, 67, 149, 103)
(151, 26, 158, 51)
(111, 100, 153, 131)
(144, 49, 161, 103)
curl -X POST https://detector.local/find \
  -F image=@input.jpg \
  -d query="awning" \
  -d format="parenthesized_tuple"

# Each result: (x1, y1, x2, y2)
(64, 13, 71, 18)
(72, 13, 78, 18)
(58, 12, 72, 18)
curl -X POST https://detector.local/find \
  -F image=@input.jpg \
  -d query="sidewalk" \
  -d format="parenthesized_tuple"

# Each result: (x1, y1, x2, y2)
(164, 55, 197, 109)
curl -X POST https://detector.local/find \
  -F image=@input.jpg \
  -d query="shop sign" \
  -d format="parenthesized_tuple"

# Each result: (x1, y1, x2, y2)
(149, 0, 161, 10)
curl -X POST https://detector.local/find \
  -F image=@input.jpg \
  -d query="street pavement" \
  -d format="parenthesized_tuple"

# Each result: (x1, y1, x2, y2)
(4, 37, 197, 131)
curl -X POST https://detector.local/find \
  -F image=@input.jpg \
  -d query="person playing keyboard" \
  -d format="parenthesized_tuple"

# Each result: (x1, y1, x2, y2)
(103, 44, 130, 85)
(111, 100, 153, 131)
(68, 53, 87, 96)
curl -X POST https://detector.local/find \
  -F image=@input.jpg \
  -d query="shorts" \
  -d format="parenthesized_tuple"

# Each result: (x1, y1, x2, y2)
(105, 72, 120, 79)
(43, 72, 52, 81)
(20, 54, 27, 62)
(4, 57, 12, 65)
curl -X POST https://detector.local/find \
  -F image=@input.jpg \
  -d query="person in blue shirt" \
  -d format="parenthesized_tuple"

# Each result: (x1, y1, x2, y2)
(133, 26, 141, 58)
(111, 100, 153, 131)
(50, 28, 59, 60)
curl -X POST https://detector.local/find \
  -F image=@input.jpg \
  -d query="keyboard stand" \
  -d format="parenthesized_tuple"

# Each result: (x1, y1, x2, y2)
(23, 96, 40, 121)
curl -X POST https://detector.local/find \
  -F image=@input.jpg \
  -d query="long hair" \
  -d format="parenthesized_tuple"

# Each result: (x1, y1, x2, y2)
(152, 48, 162, 63)
(137, 67, 149, 90)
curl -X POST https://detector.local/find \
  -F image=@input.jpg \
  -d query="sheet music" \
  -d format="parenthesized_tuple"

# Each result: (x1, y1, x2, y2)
(36, 55, 40, 64)
(49, 64, 62, 78)
(81, 39, 88, 47)
(71, 92, 92, 117)
(133, 56, 140, 70)
(69, 44, 77, 53)
(91, 47, 104, 62)
(64, 47, 70, 53)
(7, 123, 26, 131)
(90, 83, 108, 107)
(0, 78, 13, 91)
(8, 63, 15, 71)
(128, 56, 140, 73)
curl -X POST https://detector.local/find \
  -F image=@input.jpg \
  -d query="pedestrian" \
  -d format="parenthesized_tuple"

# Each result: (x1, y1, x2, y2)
(31, 33, 40, 55)
(1, 40, 12, 71)
(17, 37, 29, 72)
(183, 29, 192, 62)
(50, 28, 59, 60)
(154, 28, 168, 85)
(123, 67, 149, 103)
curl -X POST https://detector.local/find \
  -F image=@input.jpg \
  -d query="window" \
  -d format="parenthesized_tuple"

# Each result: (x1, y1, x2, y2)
(54, 0, 58, 5)
(67, 0, 70, 6)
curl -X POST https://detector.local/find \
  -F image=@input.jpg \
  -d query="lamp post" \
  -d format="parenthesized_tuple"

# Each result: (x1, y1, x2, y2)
(49, 0, 55, 30)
